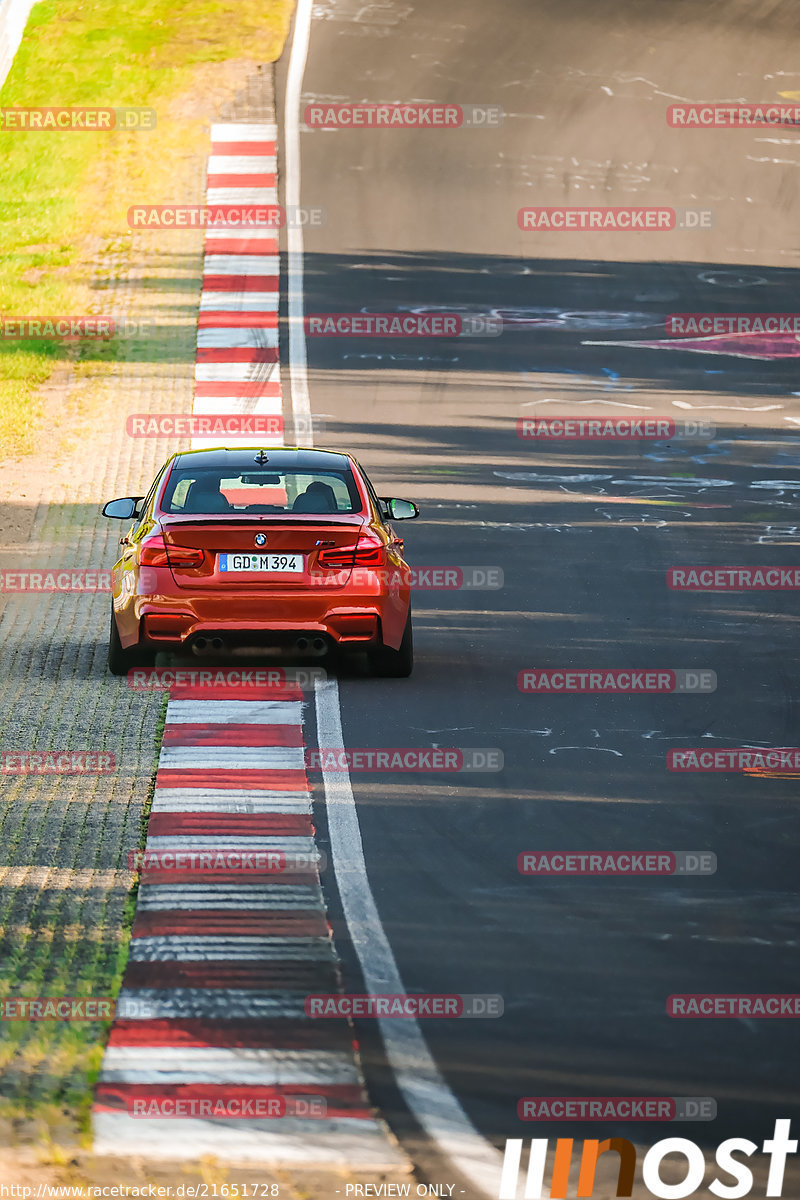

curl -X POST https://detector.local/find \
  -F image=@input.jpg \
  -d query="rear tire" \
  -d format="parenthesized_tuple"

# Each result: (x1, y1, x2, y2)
(368, 611, 413, 678)
(107, 609, 142, 676)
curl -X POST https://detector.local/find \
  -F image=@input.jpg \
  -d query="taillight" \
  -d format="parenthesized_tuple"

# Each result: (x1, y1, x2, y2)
(140, 537, 204, 568)
(317, 537, 384, 569)
(140, 537, 170, 567)
(168, 545, 205, 568)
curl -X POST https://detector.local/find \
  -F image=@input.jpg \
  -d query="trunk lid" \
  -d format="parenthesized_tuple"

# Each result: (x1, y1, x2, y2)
(160, 516, 366, 590)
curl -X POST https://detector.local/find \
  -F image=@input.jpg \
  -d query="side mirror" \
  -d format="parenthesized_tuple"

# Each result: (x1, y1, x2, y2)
(384, 498, 419, 521)
(102, 497, 139, 519)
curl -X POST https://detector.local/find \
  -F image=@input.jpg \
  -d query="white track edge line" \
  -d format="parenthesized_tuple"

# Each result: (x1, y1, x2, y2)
(315, 680, 503, 1197)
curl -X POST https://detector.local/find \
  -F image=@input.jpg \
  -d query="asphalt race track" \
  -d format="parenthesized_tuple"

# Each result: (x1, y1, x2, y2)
(275, 0, 800, 1190)
(3, 0, 800, 1195)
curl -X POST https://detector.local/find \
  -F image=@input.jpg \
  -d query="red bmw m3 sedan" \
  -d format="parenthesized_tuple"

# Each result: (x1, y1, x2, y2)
(101, 446, 419, 677)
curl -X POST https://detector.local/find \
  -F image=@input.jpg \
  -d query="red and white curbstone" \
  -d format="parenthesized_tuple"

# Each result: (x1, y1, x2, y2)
(192, 123, 283, 449)
(93, 680, 404, 1163)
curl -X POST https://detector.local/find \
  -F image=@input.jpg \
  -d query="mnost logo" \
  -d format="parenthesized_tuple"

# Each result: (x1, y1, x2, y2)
(499, 1119, 797, 1198)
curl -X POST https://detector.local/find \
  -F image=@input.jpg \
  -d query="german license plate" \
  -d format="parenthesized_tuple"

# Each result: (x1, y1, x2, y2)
(219, 553, 304, 573)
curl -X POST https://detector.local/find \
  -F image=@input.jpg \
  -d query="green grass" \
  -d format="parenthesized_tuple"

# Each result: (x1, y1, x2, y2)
(0, 0, 293, 456)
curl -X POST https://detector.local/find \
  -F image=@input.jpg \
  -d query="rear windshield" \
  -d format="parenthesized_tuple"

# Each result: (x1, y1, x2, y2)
(160, 467, 363, 516)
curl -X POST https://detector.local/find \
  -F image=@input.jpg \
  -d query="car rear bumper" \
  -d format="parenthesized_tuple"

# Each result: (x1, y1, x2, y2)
(116, 593, 407, 651)
(139, 607, 382, 649)
(112, 566, 410, 652)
